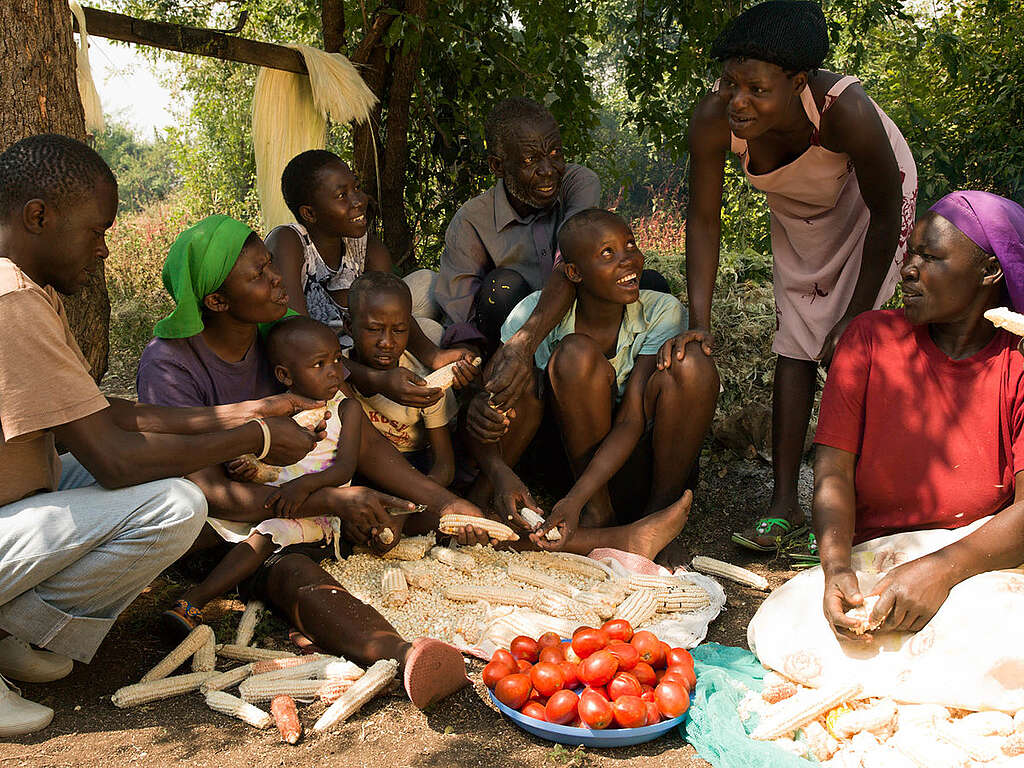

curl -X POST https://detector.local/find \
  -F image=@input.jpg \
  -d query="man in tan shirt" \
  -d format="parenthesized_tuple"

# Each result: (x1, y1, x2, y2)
(0, 135, 324, 736)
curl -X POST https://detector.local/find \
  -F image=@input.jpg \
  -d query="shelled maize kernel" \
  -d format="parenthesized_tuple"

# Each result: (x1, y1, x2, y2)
(614, 589, 658, 627)
(844, 595, 884, 635)
(443, 584, 533, 607)
(518, 507, 560, 541)
(112, 671, 217, 708)
(201, 664, 252, 694)
(751, 682, 863, 740)
(430, 546, 475, 573)
(397, 561, 433, 589)
(382, 567, 409, 606)
(239, 676, 355, 703)
(520, 550, 609, 581)
(216, 644, 297, 663)
(691, 556, 769, 591)
(140, 624, 215, 682)
(438, 514, 518, 542)
(234, 600, 264, 647)
(1004, 732, 1024, 756)
(507, 563, 577, 597)
(379, 533, 435, 560)
(205, 690, 273, 729)
(313, 658, 398, 732)
(271, 695, 302, 744)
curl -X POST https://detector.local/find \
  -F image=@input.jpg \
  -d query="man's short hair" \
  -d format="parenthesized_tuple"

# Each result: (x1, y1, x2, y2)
(558, 208, 625, 262)
(348, 271, 412, 321)
(0, 134, 116, 217)
(484, 98, 558, 160)
(281, 149, 345, 222)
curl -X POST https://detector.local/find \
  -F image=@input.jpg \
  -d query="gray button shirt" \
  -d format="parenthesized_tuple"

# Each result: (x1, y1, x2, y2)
(436, 163, 601, 336)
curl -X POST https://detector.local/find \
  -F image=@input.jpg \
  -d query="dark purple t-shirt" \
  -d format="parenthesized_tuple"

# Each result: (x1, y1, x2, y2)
(136, 334, 282, 408)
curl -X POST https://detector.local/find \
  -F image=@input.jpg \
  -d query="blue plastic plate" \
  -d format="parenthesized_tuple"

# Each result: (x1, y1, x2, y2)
(487, 687, 688, 748)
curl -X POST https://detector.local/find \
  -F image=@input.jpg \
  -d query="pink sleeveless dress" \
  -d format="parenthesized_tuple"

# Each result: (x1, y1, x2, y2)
(727, 75, 918, 361)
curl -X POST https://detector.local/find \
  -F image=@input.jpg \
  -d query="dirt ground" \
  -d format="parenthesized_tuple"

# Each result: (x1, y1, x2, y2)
(0, 451, 811, 768)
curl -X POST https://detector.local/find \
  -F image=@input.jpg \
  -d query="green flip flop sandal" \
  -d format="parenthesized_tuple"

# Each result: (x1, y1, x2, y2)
(731, 517, 808, 552)
(788, 531, 820, 568)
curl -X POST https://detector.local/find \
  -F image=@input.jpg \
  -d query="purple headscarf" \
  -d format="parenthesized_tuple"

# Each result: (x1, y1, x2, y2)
(929, 191, 1024, 311)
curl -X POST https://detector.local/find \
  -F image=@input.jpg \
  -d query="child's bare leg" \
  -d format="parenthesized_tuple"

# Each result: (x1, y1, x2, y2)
(644, 342, 720, 511)
(547, 334, 617, 527)
(555, 491, 693, 561)
(179, 532, 275, 610)
(262, 553, 469, 708)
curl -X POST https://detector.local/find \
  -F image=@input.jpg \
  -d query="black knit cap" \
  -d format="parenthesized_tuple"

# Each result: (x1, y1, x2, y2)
(711, 1, 829, 72)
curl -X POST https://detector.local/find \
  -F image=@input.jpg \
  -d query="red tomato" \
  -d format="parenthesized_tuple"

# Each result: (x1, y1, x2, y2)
(558, 661, 579, 689)
(528, 691, 548, 706)
(492, 649, 516, 669)
(567, 716, 583, 728)
(659, 670, 690, 691)
(633, 662, 657, 687)
(640, 687, 655, 702)
(578, 687, 614, 730)
(607, 642, 640, 671)
(530, 662, 565, 697)
(630, 631, 665, 668)
(601, 618, 634, 643)
(544, 689, 580, 725)
(482, 660, 513, 689)
(495, 673, 532, 709)
(578, 649, 619, 688)
(655, 680, 690, 718)
(537, 631, 562, 649)
(607, 672, 643, 701)
(585, 685, 609, 700)
(519, 701, 547, 720)
(516, 659, 533, 673)
(510, 635, 539, 663)
(538, 645, 565, 665)
(564, 645, 582, 665)
(645, 700, 662, 726)
(571, 628, 609, 659)
(666, 647, 694, 671)
(665, 665, 697, 691)
(612, 695, 648, 728)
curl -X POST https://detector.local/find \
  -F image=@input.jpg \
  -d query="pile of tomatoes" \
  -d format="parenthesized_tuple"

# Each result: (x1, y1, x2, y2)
(483, 619, 695, 730)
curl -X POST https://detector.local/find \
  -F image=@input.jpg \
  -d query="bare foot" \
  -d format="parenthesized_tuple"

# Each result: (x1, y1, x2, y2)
(617, 490, 693, 561)
(402, 638, 470, 710)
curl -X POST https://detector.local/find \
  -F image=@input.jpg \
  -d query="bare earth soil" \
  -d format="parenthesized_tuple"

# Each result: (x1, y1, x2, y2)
(0, 453, 809, 768)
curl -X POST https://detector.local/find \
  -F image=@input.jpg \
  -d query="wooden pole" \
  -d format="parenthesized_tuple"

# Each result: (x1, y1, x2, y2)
(72, 6, 308, 74)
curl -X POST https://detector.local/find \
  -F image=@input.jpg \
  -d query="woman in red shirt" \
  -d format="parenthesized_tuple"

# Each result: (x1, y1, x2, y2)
(814, 191, 1024, 637)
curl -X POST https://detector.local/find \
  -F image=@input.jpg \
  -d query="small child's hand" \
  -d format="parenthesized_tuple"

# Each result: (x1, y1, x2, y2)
(265, 477, 317, 518)
(533, 497, 582, 551)
(449, 351, 481, 391)
(226, 457, 260, 482)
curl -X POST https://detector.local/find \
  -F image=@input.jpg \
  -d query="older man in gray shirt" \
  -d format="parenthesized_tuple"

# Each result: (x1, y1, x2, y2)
(436, 99, 601, 348)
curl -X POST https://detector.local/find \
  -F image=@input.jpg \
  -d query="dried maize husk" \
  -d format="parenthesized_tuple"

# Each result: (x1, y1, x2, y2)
(271, 694, 302, 744)
(614, 589, 658, 627)
(422, 356, 482, 389)
(438, 514, 518, 542)
(574, 590, 617, 619)
(507, 562, 577, 597)
(240, 675, 355, 704)
(958, 711, 1015, 737)
(519, 550, 610, 581)
(216, 644, 297, 663)
(844, 595, 885, 635)
(985, 307, 1024, 336)
(191, 634, 217, 672)
(443, 584, 533, 607)
(205, 690, 273, 729)
(313, 658, 398, 732)
(535, 592, 600, 626)
(234, 600, 264, 647)
(478, 611, 575, 652)
(379, 533, 435, 560)
(397, 561, 433, 589)
(825, 703, 855, 738)
(751, 682, 863, 740)
(800, 720, 839, 762)
(518, 507, 560, 541)
(201, 664, 253, 694)
(691, 556, 769, 591)
(382, 567, 409, 606)
(112, 671, 217, 708)
(830, 698, 898, 739)
(430, 546, 475, 573)
(141, 624, 215, 682)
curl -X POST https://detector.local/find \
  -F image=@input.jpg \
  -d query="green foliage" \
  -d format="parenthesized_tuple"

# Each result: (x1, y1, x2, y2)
(92, 119, 179, 213)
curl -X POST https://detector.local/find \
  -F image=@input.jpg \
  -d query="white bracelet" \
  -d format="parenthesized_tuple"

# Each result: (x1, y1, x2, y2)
(248, 417, 271, 460)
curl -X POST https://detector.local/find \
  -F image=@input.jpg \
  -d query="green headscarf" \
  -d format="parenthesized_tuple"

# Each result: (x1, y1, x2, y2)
(154, 215, 255, 339)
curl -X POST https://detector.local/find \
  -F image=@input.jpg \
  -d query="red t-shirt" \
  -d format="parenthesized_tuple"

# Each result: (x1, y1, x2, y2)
(815, 310, 1024, 543)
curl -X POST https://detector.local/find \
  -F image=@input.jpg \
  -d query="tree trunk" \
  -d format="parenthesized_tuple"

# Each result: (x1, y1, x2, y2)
(0, 0, 110, 381)
(320, 0, 345, 53)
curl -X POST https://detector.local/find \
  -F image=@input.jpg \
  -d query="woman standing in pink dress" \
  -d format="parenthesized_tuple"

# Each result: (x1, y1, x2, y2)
(663, 1, 917, 554)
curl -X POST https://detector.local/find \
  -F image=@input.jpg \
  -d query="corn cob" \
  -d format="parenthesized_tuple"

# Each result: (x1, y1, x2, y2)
(244, 660, 362, 695)
(761, 672, 799, 704)
(844, 595, 885, 635)
(216, 644, 297, 663)
(478, 611, 575, 651)
(937, 721, 1001, 762)
(830, 699, 898, 739)
(520, 550, 610, 581)
(381, 566, 409, 606)
(141, 624, 215, 682)
(438, 514, 518, 542)
(591, 577, 629, 603)
(235, 407, 331, 483)
(422, 356, 482, 389)
(518, 507, 561, 541)
(574, 590, 617, 619)
(751, 682, 863, 740)
(691, 556, 769, 591)
(1004, 732, 1024, 756)
(377, 527, 395, 546)
(430, 545, 475, 573)
(322, 659, 365, 680)
(800, 720, 838, 762)
(614, 588, 658, 627)
(379, 533, 435, 561)
(655, 584, 712, 613)
(191, 634, 217, 672)
(313, 658, 399, 732)
(627, 573, 683, 592)
(443, 583, 533, 607)
(240, 675, 356, 704)
(204, 690, 273, 729)
(201, 664, 253, 694)
(234, 454, 280, 483)
(985, 307, 1024, 336)
(452, 614, 482, 644)
(897, 703, 951, 729)
(112, 671, 217, 708)
(958, 710, 1015, 737)
(891, 729, 970, 767)
(234, 600, 264, 647)
(397, 561, 434, 589)
(271, 695, 302, 744)
(507, 562, 577, 597)
(250, 654, 330, 677)
(535, 592, 600, 626)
